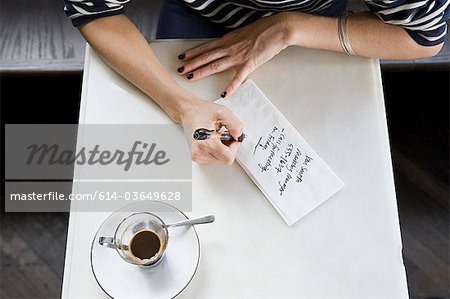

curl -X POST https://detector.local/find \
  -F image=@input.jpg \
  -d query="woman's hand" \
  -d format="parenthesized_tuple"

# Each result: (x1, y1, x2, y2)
(78, 15, 243, 165)
(179, 97, 244, 165)
(176, 13, 291, 97)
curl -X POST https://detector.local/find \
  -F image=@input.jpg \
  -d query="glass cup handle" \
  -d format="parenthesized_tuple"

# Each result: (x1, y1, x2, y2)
(99, 236, 129, 250)
(99, 237, 117, 249)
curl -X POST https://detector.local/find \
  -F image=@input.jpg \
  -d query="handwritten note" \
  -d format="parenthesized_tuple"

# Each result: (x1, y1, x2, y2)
(254, 126, 315, 196)
(216, 80, 344, 226)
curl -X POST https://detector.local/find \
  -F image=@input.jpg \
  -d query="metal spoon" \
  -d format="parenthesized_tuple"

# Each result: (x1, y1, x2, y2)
(165, 215, 215, 228)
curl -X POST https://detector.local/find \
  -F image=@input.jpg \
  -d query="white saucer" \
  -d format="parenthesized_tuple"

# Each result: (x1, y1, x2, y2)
(90, 201, 200, 298)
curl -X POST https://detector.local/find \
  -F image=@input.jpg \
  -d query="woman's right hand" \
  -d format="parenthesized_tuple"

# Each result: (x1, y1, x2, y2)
(179, 97, 244, 165)
(78, 16, 243, 165)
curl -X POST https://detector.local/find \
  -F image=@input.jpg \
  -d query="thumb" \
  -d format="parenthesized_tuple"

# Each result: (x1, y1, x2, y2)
(216, 106, 244, 141)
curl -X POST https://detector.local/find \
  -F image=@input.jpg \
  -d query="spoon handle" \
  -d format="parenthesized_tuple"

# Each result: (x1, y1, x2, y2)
(166, 215, 215, 228)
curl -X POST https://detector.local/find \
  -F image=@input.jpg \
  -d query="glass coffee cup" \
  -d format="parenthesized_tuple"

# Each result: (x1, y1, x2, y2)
(99, 212, 168, 266)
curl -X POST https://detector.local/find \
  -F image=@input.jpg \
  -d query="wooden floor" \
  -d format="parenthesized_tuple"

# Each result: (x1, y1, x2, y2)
(1, 70, 449, 298)
(383, 71, 449, 299)
(0, 0, 161, 71)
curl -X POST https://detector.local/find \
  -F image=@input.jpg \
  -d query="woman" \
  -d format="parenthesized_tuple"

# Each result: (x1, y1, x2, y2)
(64, 0, 449, 165)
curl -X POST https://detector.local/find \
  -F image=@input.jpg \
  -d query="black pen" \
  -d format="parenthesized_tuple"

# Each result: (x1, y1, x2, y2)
(193, 128, 246, 142)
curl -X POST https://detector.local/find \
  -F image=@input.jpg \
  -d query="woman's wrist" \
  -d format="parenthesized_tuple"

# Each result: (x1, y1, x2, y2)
(143, 79, 198, 124)
(282, 12, 341, 52)
(173, 88, 201, 124)
(282, 12, 307, 47)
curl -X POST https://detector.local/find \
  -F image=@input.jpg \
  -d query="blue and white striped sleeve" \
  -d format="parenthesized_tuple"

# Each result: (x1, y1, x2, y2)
(364, 0, 450, 46)
(64, 0, 130, 27)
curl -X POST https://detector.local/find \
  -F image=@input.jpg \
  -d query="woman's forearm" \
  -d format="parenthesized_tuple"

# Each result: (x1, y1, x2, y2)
(79, 15, 194, 123)
(284, 12, 443, 60)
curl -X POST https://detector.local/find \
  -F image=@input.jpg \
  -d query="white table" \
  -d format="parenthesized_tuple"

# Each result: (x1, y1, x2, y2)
(62, 40, 409, 298)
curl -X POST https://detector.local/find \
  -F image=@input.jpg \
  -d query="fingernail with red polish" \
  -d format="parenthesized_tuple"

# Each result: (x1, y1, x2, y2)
(177, 66, 184, 73)
(220, 91, 227, 98)
(178, 53, 185, 60)
(186, 73, 194, 80)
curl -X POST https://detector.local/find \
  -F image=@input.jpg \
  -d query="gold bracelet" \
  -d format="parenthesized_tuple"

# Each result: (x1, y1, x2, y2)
(338, 13, 356, 56)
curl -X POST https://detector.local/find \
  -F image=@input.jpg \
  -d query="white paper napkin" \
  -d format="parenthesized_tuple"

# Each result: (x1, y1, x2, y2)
(216, 80, 344, 226)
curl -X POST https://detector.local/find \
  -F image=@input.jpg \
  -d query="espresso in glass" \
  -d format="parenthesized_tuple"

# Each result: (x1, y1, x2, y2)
(129, 230, 162, 260)
(99, 212, 169, 266)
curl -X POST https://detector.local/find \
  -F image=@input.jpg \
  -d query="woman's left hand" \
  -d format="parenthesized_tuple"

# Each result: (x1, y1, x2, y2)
(176, 13, 291, 97)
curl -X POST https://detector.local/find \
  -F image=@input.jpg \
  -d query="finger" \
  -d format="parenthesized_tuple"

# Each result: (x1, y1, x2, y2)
(178, 49, 228, 76)
(197, 139, 234, 164)
(185, 57, 236, 81)
(216, 107, 244, 141)
(179, 39, 224, 61)
(191, 148, 221, 164)
(221, 63, 253, 97)
(226, 140, 241, 158)
(196, 153, 221, 164)
(208, 140, 236, 165)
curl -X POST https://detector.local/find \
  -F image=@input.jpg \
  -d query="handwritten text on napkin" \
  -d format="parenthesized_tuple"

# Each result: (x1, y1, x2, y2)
(216, 80, 344, 226)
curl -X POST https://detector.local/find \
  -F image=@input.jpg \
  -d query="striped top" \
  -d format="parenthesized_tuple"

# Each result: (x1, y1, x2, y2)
(64, 0, 450, 46)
